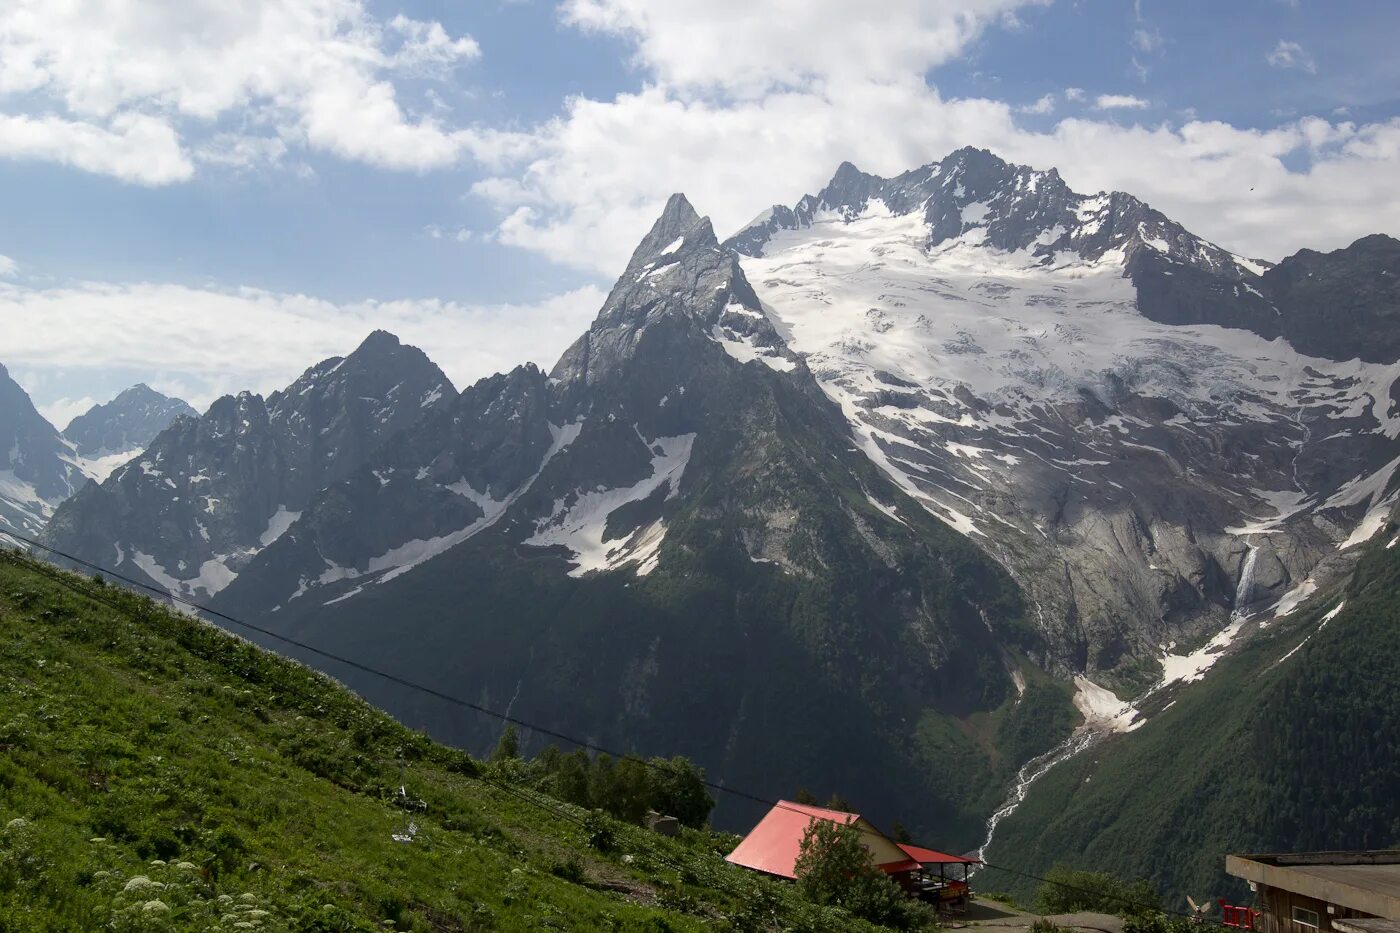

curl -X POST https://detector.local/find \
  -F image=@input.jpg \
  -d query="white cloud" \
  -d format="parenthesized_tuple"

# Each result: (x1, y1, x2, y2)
(0, 255, 17, 277)
(36, 396, 99, 431)
(1131, 28, 1163, 53)
(560, 0, 1043, 97)
(1064, 87, 1086, 102)
(0, 0, 484, 182)
(1018, 94, 1056, 115)
(0, 279, 606, 413)
(0, 112, 192, 185)
(1267, 40, 1317, 75)
(1094, 94, 1150, 110)
(194, 134, 290, 172)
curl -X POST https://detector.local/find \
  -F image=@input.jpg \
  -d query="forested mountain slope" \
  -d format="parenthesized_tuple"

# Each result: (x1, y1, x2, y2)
(986, 506, 1400, 905)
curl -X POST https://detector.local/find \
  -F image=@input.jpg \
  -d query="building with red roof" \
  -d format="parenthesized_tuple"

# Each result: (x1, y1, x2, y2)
(724, 800, 980, 908)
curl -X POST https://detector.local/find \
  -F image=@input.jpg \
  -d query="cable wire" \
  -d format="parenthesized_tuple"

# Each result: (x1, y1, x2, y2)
(2, 532, 1248, 926)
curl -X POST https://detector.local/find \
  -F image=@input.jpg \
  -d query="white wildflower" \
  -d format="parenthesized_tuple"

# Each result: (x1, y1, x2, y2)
(123, 876, 164, 893)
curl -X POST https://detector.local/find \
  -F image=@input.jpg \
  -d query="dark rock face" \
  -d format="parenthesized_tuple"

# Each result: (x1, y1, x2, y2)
(0, 363, 85, 535)
(62, 384, 196, 458)
(1262, 234, 1400, 362)
(42, 331, 453, 598)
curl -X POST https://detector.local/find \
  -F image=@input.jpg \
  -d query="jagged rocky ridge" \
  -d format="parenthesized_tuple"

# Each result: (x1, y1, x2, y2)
(198, 194, 1038, 842)
(42, 332, 454, 599)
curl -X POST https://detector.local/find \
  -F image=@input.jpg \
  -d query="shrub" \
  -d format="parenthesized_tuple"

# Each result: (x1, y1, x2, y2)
(1033, 865, 1162, 918)
(792, 818, 929, 928)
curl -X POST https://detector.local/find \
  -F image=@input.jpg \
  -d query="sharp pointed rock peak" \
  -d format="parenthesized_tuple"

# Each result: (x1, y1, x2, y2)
(352, 329, 405, 354)
(624, 192, 719, 271)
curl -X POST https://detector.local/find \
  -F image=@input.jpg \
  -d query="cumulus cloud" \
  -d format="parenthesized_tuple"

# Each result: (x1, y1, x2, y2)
(560, 0, 1042, 97)
(1094, 94, 1150, 110)
(0, 279, 606, 413)
(0, 112, 192, 185)
(0, 255, 17, 277)
(1018, 94, 1056, 115)
(0, 0, 485, 182)
(1267, 40, 1317, 74)
(35, 396, 100, 432)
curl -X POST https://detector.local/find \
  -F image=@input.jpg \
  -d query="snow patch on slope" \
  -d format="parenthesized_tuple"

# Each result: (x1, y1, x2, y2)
(527, 431, 696, 577)
(259, 506, 302, 547)
(1072, 676, 1140, 733)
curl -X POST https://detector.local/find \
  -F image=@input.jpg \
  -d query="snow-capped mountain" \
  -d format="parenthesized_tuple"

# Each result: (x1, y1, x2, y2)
(62, 384, 197, 482)
(34, 147, 1400, 845)
(729, 147, 1400, 686)
(43, 331, 454, 599)
(204, 194, 1026, 840)
(0, 363, 88, 536)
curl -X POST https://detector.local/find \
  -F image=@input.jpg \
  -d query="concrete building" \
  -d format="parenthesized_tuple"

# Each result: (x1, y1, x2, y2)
(1226, 851, 1400, 933)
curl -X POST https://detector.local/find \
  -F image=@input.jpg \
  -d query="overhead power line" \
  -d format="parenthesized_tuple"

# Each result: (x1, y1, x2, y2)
(3, 530, 1243, 927)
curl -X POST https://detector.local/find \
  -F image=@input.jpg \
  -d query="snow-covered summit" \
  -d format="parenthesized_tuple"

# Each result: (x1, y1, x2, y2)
(730, 148, 1400, 680)
(729, 147, 1269, 284)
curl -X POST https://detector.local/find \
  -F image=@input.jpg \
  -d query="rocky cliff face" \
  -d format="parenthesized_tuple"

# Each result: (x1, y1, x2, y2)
(0, 364, 87, 536)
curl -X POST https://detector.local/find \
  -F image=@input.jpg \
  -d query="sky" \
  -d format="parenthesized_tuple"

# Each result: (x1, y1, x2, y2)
(2, 0, 1399, 428)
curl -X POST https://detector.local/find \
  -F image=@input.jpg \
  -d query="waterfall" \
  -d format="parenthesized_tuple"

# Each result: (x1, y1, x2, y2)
(1233, 544, 1259, 621)
(974, 729, 1099, 868)
(976, 547, 1261, 868)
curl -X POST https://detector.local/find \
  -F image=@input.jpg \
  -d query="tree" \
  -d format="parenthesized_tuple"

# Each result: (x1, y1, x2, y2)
(888, 820, 912, 845)
(546, 748, 592, 809)
(490, 725, 520, 763)
(608, 756, 652, 824)
(794, 788, 818, 805)
(1033, 866, 1162, 918)
(824, 793, 853, 813)
(646, 756, 715, 828)
(792, 818, 917, 927)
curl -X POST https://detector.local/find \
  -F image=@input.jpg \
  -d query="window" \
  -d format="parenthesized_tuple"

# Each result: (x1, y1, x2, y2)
(1292, 906, 1321, 929)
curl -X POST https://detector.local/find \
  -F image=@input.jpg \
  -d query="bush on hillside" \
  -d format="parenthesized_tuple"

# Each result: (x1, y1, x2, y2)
(792, 818, 933, 929)
(1033, 865, 1162, 918)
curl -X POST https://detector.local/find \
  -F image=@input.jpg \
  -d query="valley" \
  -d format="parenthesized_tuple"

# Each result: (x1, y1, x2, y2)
(6, 147, 1399, 903)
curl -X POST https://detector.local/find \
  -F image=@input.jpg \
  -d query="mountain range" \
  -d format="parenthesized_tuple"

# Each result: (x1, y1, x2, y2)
(12, 146, 1400, 894)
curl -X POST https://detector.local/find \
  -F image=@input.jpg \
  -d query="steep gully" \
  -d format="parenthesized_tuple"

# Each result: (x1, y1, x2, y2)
(974, 543, 1263, 865)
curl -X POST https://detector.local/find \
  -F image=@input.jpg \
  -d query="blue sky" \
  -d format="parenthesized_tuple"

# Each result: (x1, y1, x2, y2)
(2, 0, 1398, 426)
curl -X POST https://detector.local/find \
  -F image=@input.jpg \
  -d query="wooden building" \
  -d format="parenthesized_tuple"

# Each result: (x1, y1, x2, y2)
(1226, 851, 1400, 933)
(725, 800, 979, 908)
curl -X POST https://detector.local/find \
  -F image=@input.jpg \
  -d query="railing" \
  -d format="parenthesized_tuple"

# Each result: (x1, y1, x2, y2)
(1219, 899, 1259, 930)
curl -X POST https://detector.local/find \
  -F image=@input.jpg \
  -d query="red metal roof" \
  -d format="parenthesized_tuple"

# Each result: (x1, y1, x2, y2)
(725, 801, 925, 880)
(898, 843, 981, 865)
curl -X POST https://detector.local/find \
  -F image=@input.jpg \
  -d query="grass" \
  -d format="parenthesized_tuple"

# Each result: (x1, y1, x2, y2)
(0, 548, 916, 932)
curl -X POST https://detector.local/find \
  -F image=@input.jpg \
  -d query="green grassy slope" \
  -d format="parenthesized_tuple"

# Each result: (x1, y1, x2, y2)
(0, 548, 908, 932)
(985, 517, 1400, 906)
